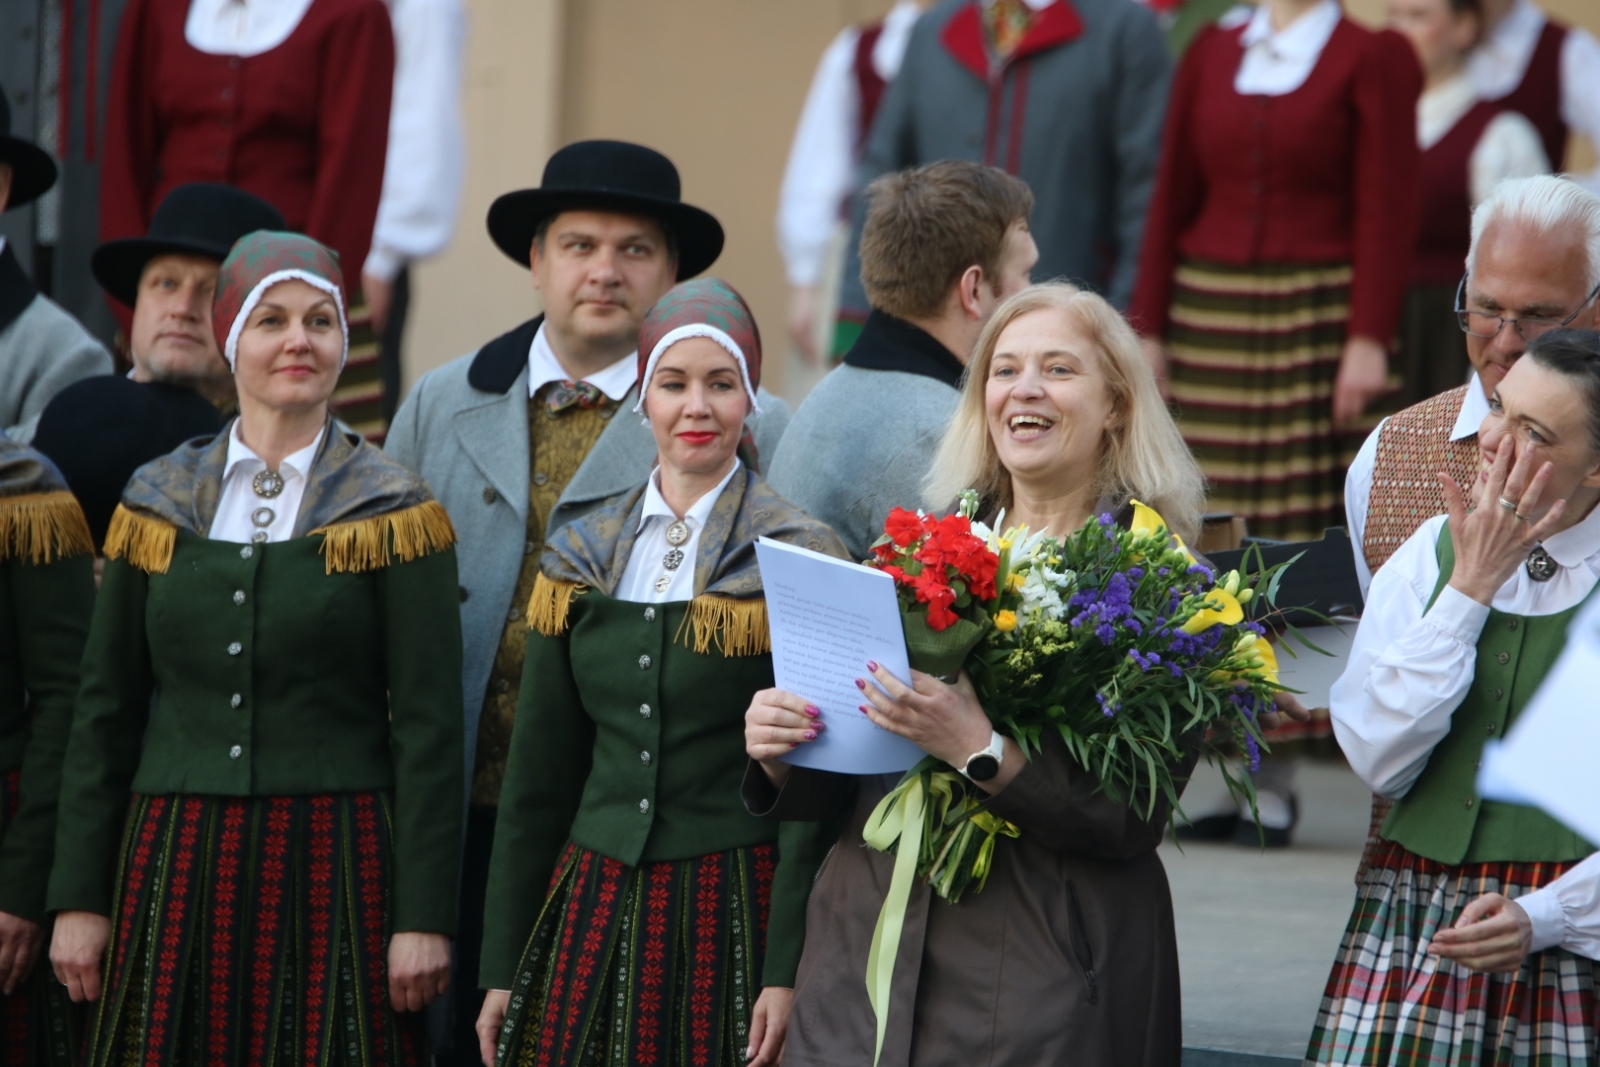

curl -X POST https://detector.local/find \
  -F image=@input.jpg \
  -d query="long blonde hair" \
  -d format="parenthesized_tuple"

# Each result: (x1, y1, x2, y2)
(924, 283, 1207, 544)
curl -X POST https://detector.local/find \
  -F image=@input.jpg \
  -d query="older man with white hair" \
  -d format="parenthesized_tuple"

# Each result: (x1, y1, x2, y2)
(1345, 173, 1600, 878)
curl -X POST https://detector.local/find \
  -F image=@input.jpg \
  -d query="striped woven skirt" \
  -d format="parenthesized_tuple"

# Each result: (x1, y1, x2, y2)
(496, 841, 775, 1067)
(1, 768, 83, 1067)
(330, 290, 388, 443)
(1307, 839, 1598, 1065)
(1166, 260, 1393, 541)
(85, 792, 426, 1067)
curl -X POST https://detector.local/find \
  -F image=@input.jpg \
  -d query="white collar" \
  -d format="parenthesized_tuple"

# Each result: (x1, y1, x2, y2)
(1240, 0, 1341, 58)
(184, 0, 318, 57)
(1453, 373, 1492, 441)
(637, 461, 741, 532)
(1466, 0, 1546, 101)
(1542, 493, 1600, 569)
(526, 322, 638, 401)
(223, 418, 325, 481)
(1418, 73, 1481, 150)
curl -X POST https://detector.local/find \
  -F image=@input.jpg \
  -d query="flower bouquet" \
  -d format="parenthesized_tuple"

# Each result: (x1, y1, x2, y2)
(864, 493, 1303, 904)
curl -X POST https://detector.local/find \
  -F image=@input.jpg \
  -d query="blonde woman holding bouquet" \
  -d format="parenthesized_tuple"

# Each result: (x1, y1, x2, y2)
(742, 283, 1216, 1066)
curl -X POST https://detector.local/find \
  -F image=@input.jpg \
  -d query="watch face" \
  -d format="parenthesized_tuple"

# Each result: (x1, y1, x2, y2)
(967, 754, 1000, 782)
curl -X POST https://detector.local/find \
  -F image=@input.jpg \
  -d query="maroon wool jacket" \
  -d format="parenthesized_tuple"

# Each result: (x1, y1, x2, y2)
(1130, 18, 1423, 344)
(99, 0, 394, 311)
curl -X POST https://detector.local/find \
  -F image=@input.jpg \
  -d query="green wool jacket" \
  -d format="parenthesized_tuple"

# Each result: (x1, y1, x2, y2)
(1384, 527, 1594, 865)
(48, 532, 465, 932)
(479, 591, 831, 990)
(0, 552, 96, 923)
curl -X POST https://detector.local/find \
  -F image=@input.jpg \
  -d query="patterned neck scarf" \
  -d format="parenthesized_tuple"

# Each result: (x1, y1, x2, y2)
(984, 0, 1036, 59)
(546, 380, 610, 414)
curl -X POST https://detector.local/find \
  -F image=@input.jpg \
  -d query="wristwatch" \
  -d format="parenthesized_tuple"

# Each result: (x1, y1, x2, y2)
(959, 730, 1006, 783)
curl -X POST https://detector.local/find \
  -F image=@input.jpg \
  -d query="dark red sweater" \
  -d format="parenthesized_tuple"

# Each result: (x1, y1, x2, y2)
(1130, 18, 1422, 343)
(99, 0, 394, 308)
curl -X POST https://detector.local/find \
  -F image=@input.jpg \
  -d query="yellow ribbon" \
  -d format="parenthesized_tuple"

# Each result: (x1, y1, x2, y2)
(862, 773, 926, 1067)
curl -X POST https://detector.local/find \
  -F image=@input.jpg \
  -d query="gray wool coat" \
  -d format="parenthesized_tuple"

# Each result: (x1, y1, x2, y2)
(767, 363, 957, 564)
(0, 243, 112, 443)
(839, 0, 1171, 315)
(384, 315, 791, 795)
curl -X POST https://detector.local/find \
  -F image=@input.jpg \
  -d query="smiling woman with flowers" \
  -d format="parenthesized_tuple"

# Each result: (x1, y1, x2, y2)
(743, 283, 1225, 1066)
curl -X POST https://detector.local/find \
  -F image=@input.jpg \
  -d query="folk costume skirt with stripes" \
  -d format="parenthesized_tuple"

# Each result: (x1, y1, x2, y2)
(1307, 840, 1598, 1065)
(84, 792, 426, 1067)
(496, 841, 775, 1067)
(1, 769, 82, 1067)
(1165, 260, 1396, 542)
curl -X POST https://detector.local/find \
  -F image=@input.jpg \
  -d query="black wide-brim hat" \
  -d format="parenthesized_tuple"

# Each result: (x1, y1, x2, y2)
(92, 183, 286, 307)
(0, 88, 57, 210)
(487, 140, 724, 280)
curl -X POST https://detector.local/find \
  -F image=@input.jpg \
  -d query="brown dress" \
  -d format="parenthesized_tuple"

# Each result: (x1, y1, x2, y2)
(743, 731, 1190, 1067)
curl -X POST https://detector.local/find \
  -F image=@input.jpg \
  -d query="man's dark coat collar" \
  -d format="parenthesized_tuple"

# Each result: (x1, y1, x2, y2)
(0, 242, 41, 336)
(468, 314, 545, 393)
(842, 310, 966, 388)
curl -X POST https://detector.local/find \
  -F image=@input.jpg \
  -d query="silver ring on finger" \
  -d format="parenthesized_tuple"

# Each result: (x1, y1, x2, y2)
(1498, 496, 1519, 512)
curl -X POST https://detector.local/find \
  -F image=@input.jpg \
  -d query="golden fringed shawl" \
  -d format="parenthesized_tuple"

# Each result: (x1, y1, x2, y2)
(104, 418, 455, 574)
(527, 466, 846, 656)
(0, 435, 94, 564)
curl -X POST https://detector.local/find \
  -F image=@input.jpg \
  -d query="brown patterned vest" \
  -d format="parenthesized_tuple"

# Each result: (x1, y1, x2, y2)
(1363, 385, 1481, 576)
(1356, 384, 1480, 882)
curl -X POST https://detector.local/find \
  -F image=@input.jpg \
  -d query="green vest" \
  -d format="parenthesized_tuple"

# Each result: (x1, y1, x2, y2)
(1383, 527, 1593, 865)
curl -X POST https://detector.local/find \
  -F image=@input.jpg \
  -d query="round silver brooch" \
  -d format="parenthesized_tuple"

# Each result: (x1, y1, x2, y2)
(665, 520, 690, 547)
(251, 507, 275, 529)
(1526, 545, 1558, 583)
(252, 469, 285, 499)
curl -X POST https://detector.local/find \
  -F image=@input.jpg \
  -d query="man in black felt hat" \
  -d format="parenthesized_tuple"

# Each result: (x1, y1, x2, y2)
(0, 86, 112, 443)
(384, 139, 791, 1065)
(30, 182, 285, 550)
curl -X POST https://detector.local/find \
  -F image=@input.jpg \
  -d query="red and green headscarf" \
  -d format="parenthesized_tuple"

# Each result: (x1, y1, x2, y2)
(213, 230, 348, 371)
(634, 278, 763, 418)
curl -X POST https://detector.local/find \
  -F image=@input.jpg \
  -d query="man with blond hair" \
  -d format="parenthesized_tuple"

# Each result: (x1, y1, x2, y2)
(768, 160, 1036, 562)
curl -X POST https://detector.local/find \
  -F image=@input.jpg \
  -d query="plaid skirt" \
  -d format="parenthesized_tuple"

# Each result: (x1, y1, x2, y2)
(1307, 839, 1598, 1065)
(496, 841, 775, 1067)
(1, 768, 83, 1067)
(1166, 260, 1396, 542)
(85, 792, 426, 1067)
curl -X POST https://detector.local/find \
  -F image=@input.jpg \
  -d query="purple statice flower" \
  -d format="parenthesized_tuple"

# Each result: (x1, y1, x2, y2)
(1243, 731, 1261, 772)
(1096, 690, 1120, 717)
(1071, 571, 1142, 645)
(1186, 562, 1214, 582)
(1128, 648, 1163, 671)
(1157, 567, 1171, 578)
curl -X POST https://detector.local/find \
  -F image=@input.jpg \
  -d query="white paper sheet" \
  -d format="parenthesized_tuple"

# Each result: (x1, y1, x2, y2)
(1272, 621, 1357, 709)
(1478, 611, 1600, 841)
(755, 537, 926, 775)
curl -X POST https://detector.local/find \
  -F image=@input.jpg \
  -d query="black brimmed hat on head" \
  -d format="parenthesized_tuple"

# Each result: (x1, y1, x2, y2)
(0, 87, 57, 211)
(486, 140, 724, 280)
(91, 183, 287, 307)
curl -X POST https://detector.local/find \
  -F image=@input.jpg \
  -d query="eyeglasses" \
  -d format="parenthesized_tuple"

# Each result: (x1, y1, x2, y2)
(1455, 274, 1600, 341)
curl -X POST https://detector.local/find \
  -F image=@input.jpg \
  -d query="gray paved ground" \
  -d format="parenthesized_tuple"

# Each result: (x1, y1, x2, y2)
(1165, 759, 1373, 1061)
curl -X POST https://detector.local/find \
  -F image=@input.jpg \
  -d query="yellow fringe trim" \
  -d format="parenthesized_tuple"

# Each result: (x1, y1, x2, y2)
(674, 595, 770, 657)
(0, 491, 94, 564)
(315, 500, 458, 575)
(526, 573, 586, 635)
(103, 505, 178, 574)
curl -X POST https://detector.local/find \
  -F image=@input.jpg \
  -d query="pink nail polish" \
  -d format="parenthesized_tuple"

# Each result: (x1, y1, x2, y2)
(860, 704, 871, 714)
(804, 704, 821, 717)
(803, 730, 817, 741)
(867, 660, 879, 672)
(855, 678, 866, 690)
(813, 720, 825, 731)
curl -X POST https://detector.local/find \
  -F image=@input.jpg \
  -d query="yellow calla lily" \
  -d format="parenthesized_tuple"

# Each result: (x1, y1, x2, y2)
(1129, 499, 1168, 539)
(1250, 637, 1279, 685)
(1180, 587, 1244, 633)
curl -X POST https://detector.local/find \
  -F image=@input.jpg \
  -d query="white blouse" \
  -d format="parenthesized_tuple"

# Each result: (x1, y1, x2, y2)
(1233, 0, 1341, 98)
(209, 421, 325, 543)
(1417, 74, 1549, 206)
(613, 463, 741, 604)
(1331, 503, 1600, 959)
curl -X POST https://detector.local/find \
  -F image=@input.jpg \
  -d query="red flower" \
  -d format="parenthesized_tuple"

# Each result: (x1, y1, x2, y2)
(884, 508, 928, 548)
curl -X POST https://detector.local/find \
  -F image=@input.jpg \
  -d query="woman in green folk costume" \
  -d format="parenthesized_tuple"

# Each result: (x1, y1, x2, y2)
(0, 438, 95, 1066)
(46, 231, 464, 1066)
(475, 278, 845, 1067)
